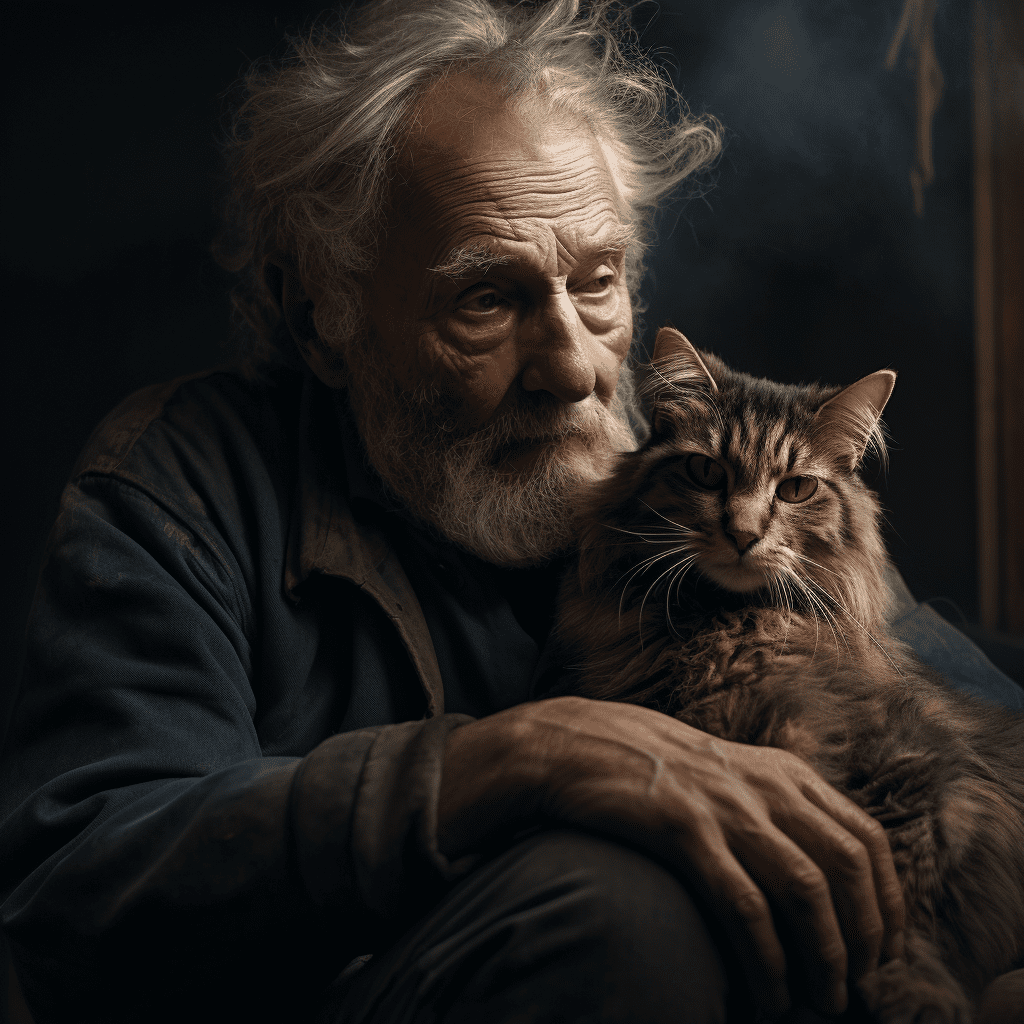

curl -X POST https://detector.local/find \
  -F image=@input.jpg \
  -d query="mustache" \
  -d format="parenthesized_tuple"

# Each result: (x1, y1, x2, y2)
(418, 382, 627, 445)
(480, 396, 609, 445)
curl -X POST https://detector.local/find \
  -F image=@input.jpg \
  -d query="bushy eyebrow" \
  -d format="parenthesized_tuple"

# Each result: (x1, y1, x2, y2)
(427, 225, 635, 281)
(428, 245, 511, 280)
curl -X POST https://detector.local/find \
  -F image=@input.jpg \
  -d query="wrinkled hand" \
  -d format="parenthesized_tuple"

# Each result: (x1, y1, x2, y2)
(438, 696, 905, 1019)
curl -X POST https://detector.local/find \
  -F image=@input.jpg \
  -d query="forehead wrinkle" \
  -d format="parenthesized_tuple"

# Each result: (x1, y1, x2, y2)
(407, 154, 622, 227)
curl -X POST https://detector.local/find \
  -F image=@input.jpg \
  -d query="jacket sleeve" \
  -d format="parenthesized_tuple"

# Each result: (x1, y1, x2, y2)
(881, 561, 1023, 711)
(0, 470, 475, 1024)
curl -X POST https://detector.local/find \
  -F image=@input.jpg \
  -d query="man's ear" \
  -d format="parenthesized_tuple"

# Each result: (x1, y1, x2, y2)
(265, 259, 348, 388)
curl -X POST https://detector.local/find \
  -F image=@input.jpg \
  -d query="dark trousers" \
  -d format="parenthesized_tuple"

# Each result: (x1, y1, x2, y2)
(318, 828, 745, 1024)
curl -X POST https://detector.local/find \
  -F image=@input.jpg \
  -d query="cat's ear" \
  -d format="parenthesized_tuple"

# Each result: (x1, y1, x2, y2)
(646, 328, 718, 438)
(651, 327, 719, 392)
(813, 369, 896, 470)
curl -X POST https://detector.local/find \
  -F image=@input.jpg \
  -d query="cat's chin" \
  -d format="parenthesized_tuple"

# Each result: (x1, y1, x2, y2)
(699, 561, 768, 594)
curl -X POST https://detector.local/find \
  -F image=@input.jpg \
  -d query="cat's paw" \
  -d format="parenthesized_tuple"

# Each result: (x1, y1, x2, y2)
(858, 960, 972, 1024)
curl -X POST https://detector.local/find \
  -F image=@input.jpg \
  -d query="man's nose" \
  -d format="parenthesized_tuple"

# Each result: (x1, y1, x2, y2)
(520, 290, 597, 403)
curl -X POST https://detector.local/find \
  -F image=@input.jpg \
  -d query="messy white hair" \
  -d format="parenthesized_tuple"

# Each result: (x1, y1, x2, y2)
(215, 0, 723, 375)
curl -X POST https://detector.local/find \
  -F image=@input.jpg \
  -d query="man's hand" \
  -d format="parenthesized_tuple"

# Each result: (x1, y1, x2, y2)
(437, 696, 905, 1019)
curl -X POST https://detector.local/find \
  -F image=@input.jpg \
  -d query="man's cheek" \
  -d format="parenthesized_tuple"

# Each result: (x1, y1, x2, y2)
(419, 338, 519, 425)
(578, 290, 631, 353)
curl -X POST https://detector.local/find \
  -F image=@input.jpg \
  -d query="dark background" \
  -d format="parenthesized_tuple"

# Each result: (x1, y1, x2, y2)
(4, 0, 1018, 690)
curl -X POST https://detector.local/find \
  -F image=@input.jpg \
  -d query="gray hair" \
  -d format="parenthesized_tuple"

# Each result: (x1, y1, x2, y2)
(214, 0, 723, 375)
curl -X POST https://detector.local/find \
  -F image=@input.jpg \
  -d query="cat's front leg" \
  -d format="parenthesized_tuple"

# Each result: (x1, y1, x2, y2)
(858, 932, 972, 1024)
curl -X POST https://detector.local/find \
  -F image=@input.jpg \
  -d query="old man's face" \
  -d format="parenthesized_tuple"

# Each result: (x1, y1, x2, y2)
(318, 75, 639, 565)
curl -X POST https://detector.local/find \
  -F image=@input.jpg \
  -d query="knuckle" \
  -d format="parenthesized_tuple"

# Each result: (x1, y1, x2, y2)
(881, 879, 907, 919)
(860, 814, 889, 846)
(789, 865, 829, 903)
(730, 887, 771, 925)
(819, 941, 849, 974)
(763, 745, 801, 774)
(882, 876, 905, 904)
(831, 836, 870, 876)
(859, 919, 885, 948)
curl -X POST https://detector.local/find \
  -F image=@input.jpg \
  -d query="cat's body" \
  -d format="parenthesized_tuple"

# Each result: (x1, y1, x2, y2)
(553, 329, 1024, 1022)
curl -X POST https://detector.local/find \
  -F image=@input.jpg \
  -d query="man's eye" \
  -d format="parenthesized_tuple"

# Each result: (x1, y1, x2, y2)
(576, 271, 615, 295)
(458, 291, 505, 313)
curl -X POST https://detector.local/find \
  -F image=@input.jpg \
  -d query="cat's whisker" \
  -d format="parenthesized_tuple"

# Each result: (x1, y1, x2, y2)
(803, 577, 849, 646)
(791, 554, 861, 627)
(778, 574, 799, 647)
(786, 551, 850, 618)
(773, 571, 795, 618)
(799, 576, 908, 681)
(638, 500, 698, 535)
(600, 537, 684, 550)
(664, 555, 701, 640)
(777, 576, 798, 651)
(795, 571, 901, 674)
(781, 569, 822, 657)
(615, 545, 693, 622)
(603, 525, 692, 545)
(637, 555, 698, 650)
(762, 571, 791, 646)
(804, 588, 840, 665)
(618, 544, 692, 584)
(843, 614, 908, 679)
(792, 551, 844, 582)
(787, 570, 845, 665)
(671, 554, 698, 606)
(603, 522, 690, 540)
(611, 534, 700, 604)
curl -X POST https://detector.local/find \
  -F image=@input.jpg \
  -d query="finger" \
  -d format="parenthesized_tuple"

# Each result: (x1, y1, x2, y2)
(739, 827, 849, 1015)
(679, 834, 792, 1020)
(800, 775, 905, 964)
(780, 801, 885, 986)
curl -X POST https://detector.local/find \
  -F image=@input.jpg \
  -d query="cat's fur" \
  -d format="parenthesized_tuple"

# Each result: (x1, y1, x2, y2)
(553, 327, 1024, 1022)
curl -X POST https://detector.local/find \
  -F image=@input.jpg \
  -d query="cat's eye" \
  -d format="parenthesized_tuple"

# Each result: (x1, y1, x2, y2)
(685, 454, 726, 489)
(776, 475, 818, 503)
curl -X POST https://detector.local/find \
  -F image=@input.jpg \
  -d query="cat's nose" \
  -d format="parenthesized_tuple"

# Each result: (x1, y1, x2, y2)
(727, 530, 760, 553)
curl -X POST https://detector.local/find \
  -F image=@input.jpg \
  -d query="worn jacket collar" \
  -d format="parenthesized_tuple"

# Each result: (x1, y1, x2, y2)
(284, 369, 446, 716)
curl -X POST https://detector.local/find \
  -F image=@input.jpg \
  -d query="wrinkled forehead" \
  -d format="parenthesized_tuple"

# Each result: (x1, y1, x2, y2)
(389, 73, 629, 253)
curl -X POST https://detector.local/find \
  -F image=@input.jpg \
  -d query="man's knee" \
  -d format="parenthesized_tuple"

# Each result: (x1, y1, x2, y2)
(332, 828, 729, 1023)
(485, 828, 720, 960)
(477, 828, 729, 1018)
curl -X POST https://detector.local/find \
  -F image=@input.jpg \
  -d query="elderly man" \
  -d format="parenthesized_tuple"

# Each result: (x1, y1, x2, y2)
(2, 2, 1019, 1023)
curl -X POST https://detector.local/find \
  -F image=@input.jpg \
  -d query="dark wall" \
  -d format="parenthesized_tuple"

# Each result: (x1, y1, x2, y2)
(3, 0, 992, 692)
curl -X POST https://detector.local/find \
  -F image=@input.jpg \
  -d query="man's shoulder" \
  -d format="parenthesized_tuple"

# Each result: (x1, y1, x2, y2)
(73, 364, 300, 473)
(69, 364, 307, 519)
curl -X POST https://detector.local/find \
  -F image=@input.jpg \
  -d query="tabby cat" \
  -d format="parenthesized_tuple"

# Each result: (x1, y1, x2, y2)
(553, 327, 1024, 1022)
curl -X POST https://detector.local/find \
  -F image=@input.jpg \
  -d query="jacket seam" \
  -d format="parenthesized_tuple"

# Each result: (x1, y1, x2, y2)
(75, 471, 253, 641)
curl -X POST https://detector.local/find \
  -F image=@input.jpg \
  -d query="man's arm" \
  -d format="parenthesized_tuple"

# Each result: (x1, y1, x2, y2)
(437, 697, 906, 1020)
(0, 470, 472, 1023)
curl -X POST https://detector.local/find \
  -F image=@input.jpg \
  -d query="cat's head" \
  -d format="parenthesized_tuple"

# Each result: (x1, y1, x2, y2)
(627, 326, 896, 628)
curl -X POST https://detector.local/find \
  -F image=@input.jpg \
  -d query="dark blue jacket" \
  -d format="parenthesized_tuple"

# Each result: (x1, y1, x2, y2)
(2, 365, 1019, 1023)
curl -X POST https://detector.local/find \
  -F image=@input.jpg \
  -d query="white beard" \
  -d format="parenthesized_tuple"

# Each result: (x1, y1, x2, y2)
(333, 321, 640, 567)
